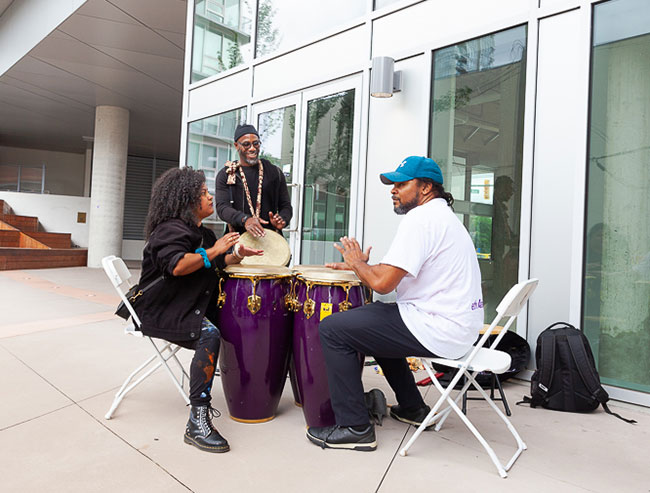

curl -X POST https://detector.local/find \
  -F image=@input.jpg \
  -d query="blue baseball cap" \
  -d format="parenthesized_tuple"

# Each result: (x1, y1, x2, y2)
(380, 156, 443, 185)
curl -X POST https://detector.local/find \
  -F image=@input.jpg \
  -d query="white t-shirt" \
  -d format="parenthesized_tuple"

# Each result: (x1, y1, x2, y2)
(381, 198, 484, 359)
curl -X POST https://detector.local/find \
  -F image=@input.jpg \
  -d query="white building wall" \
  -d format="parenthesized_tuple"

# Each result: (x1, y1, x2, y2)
(181, 0, 650, 403)
(0, 145, 86, 196)
(0, 191, 90, 247)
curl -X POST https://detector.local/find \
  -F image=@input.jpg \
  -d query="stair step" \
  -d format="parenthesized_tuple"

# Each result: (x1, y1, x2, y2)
(0, 248, 87, 270)
(0, 200, 12, 215)
(0, 213, 39, 232)
(0, 219, 18, 231)
(26, 232, 72, 249)
(0, 231, 49, 249)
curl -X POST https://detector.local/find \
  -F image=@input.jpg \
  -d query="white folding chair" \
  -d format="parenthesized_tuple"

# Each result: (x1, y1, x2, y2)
(399, 278, 539, 478)
(101, 255, 190, 419)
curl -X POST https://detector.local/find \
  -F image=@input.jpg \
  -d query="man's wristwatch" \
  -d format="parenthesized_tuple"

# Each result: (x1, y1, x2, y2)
(241, 214, 249, 226)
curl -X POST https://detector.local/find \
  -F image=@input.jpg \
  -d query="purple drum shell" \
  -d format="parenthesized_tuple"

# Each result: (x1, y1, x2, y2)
(216, 276, 292, 422)
(293, 281, 365, 428)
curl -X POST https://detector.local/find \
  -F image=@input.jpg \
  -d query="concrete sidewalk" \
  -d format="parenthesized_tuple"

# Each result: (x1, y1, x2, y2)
(1, 266, 648, 492)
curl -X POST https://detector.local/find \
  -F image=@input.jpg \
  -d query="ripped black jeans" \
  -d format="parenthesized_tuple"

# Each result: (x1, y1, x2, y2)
(175, 318, 221, 407)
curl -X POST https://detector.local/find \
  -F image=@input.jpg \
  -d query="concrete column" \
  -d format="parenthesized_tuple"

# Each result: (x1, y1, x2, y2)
(87, 106, 129, 268)
(82, 136, 93, 197)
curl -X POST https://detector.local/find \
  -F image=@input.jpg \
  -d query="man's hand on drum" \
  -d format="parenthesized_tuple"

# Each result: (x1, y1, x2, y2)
(269, 211, 286, 230)
(237, 244, 264, 258)
(211, 232, 240, 256)
(245, 216, 267, 237)
(328, 236, 372, 270)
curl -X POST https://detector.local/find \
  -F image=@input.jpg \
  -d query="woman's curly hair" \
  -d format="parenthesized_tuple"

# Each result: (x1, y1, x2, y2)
(144, 167, 206, 238)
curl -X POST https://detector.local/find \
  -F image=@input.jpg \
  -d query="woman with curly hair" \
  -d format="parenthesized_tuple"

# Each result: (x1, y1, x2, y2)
(135, 166, 261, 453)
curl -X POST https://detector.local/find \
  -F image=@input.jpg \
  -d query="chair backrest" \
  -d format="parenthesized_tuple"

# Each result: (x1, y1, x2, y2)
(101, 255, 142, 327)
(465, 278, 539, 362)
(496, 278, 539, 318)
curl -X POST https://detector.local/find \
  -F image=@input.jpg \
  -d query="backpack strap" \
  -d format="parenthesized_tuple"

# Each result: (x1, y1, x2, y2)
(566, 335, 637, 424)
(533, 331, 556, 403)
(566, 334, 608, 403)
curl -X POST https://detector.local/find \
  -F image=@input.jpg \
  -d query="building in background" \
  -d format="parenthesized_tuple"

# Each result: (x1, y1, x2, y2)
(1, 0, 648, 406)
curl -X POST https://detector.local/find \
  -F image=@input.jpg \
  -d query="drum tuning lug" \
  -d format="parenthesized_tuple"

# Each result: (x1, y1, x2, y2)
(248, 295, 261, 315)
(303, 299, 315, 319)
(217, 291, 226, 308)
(338, 300, 352, 312)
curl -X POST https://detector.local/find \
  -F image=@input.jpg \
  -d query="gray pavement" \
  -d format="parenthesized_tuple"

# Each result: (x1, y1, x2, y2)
(0, 266, 648, 492)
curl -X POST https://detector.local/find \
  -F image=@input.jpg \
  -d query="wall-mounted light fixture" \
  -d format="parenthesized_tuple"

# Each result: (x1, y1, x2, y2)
(370, 56, 402, 98)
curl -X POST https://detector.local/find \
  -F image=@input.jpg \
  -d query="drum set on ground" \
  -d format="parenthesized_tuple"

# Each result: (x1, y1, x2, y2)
(215, 263, 370, 427)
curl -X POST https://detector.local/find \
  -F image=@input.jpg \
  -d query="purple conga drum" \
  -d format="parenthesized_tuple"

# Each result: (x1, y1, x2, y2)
(216, 265, 294, 423)
(291, 267, 368, 428)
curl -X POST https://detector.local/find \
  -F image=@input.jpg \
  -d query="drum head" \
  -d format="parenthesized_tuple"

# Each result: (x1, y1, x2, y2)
(239, 230, 291, 266)
(224, 264, 293, 276)
(298, 268, 360, 284)
(292, 264, 332, 274)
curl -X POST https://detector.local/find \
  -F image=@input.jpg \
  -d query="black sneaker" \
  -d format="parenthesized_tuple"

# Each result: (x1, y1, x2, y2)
(306, 425, 377, 451)
(389, 404, 434, 427)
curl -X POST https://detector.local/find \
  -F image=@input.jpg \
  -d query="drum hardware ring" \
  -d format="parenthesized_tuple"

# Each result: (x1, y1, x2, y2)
(303, 281, 315, 319)
(217, 277, 226, 308)
(338, 284, 352, 312)
(247, 277, 262, 315)
(285, 278, 302, 312)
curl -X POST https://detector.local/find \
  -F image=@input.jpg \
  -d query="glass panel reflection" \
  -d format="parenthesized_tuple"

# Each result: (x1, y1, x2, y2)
(256, 0, 366, 57)
(430, 25, 527, 322)
(584, 0, 650, 393)
(257, 105, 296, 240)
(187, 107, 247, 223)
(192, 0, 252, 83)
(301, 90, 355, 264)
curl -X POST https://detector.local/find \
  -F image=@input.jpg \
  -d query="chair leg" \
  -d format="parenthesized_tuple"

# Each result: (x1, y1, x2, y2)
(105, 355, 163, 419)
(400, 368, 527, 478)
(149, 339, 191, 406)
(494, 376, 511, 416)
(464, 372, 527, 471)
(105, 340, 190, 419)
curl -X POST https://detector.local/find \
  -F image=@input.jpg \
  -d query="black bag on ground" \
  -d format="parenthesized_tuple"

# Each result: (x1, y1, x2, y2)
(521, 322, 635, 424)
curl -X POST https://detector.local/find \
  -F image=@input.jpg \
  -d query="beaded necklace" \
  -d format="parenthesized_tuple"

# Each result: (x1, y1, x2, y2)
(238, 160, 264, 218)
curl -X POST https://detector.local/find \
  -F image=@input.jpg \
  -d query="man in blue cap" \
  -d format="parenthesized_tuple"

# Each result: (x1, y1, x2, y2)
(307, 156, 484, 451)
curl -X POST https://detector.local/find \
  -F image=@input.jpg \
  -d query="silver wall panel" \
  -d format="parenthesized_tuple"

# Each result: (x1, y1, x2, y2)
(253, 27, 366, 102)
(528, 9, 590, 348)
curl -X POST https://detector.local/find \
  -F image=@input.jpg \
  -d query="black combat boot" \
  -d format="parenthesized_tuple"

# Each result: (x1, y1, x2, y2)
(184, 405, 230, 453)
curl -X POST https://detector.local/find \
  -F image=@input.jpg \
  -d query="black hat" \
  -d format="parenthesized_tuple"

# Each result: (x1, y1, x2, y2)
(234, 124, 259, 142)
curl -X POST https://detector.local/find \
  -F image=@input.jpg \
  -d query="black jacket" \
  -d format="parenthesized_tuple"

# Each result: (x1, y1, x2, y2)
(215, 158, 292, 234)
(136, 219, 226, 342)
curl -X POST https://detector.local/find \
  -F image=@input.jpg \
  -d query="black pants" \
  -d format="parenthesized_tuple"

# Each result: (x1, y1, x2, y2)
(175, 318, 221, 407)
(319, 302, 437, 427)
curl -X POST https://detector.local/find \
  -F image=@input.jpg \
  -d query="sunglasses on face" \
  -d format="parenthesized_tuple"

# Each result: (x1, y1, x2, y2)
(238, 140, 261, 149)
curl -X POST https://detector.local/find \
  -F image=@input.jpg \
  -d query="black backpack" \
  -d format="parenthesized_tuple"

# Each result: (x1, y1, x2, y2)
(521, 322, 636, 424)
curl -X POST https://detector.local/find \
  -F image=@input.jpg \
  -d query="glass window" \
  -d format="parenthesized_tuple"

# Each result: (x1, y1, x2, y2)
(256, 0, 366, 58)
(430, 25, 527, 322)
(583, 0, 650, 393)
(257, 104, 297, 240)
(187, 107, 247, 223)
(191, 0, 252, 83)
(301, 90, 355, 264)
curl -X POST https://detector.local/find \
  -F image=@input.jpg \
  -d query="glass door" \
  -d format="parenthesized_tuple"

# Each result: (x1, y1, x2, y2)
(253, 94, 302, 255)
(297, 78, 362, 265)
(252, 76, 362, 265)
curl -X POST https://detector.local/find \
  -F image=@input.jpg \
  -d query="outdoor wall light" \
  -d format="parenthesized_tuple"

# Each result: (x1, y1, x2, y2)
(370, 56, 402, 98)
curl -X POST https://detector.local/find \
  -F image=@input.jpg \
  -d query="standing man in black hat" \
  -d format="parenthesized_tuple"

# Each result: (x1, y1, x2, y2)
(215, 124, 292, 237)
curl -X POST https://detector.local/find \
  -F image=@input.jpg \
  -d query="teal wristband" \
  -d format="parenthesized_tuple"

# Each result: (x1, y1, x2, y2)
(195, 248, 211, 269)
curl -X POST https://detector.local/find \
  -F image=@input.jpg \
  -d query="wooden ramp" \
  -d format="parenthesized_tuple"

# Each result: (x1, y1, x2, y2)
(0, 199, 87, 270)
